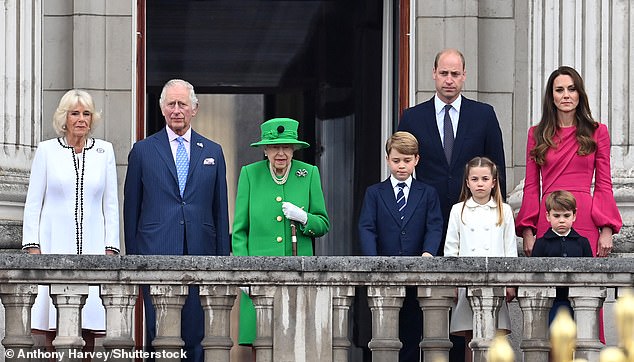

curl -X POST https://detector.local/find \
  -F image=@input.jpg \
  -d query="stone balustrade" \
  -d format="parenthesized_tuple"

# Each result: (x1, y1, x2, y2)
(0, 255, 630, 361)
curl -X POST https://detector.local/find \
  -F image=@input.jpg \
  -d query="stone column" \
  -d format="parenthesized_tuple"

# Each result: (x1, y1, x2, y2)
(50, 284, 88, 361)
(251, 285, 276, 362)
(417, 286, 454, 362)
(523, 0, 634, 251)
(467, 286, 505, 361)
(569, 286, 606, 361)
(100, 284, 138, 360)
(0, 284, 37, 361)
(0, 0, 41, 253)
(332, 286, 355, 362)
(367, 286, 405, 362)
(199, 285, 237, 362)
(517, 286, 556, 362)
(150, 285, 188, 361)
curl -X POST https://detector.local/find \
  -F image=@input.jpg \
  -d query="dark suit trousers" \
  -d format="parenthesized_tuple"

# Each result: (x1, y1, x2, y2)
(142, 285, 204, 362)
(399, 286, 422, 362)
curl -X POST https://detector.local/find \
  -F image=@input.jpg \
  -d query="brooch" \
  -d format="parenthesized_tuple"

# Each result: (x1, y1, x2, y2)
(296, 169, 307, 177)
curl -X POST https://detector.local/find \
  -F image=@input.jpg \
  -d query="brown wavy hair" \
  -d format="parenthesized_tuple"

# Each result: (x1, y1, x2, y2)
(530, 66, 598, 165)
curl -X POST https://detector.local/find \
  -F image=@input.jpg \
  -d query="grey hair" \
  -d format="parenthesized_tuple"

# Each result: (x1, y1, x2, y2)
(159, 79, 199, 109)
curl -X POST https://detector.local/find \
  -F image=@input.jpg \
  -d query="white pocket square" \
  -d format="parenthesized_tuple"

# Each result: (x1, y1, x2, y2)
(203, 158, 215, 165)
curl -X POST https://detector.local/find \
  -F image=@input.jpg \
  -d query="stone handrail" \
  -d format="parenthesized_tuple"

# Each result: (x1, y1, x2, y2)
(0, 255, 630, 362)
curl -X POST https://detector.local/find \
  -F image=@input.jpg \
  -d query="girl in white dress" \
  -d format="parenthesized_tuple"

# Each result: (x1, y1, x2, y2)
(22, 89, 120, 349)
(443, 157, 517, 361)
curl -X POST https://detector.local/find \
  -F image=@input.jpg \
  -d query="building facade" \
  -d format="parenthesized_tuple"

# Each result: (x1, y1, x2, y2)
(2, 0, 633, 251)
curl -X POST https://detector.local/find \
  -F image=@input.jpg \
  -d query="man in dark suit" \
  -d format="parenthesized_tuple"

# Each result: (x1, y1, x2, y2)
(398, 49, 506, 362)
(124, 79, 230, 361)
(358, 131, 443, 362)
(398, 48, 506, 254)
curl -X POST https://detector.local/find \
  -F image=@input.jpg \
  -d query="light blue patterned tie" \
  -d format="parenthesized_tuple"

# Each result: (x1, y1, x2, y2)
(175, 136, 189, 197)
(396, 182, 407, 220)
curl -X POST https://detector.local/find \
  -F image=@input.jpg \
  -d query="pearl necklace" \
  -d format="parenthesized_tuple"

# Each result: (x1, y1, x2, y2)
(269, 162, 291, 185)
(57, 137, 95, 254)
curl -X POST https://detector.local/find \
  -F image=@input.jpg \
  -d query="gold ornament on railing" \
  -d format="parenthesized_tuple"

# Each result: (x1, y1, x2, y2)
(487, 334, 514, 362)
(550, 307, 577, 362)
(615, 290, 634, 362)
(600, 347, 628, 362)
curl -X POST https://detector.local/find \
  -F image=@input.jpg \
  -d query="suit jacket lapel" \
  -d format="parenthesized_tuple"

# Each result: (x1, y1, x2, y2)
(188, 131, 205, 184)
(401, 181, 423, 226)
(379, 179, 402, 224)
(423, 99, 445, 157)
(153, 129, 179, 185)
(452, 96, 471, 166)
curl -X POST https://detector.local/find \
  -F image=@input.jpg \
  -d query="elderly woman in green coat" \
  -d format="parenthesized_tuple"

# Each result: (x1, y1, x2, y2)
(232, 117, 330, 345)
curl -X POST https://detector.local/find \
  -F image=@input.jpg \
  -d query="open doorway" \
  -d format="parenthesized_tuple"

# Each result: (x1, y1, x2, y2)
(145, 0, 385, 257)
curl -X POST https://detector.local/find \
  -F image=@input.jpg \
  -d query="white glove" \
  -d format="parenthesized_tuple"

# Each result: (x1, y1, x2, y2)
(282, 202, 308, 225)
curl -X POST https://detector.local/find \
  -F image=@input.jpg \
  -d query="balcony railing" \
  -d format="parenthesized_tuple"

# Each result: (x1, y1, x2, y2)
(0, 255, 630, 362)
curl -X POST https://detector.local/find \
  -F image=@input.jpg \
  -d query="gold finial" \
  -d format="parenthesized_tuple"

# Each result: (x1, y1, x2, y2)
(487, 334, 514, 362)
(600, 347, 627, 362)
(550, 307, 577, 362)
(615, 290, 634, 361)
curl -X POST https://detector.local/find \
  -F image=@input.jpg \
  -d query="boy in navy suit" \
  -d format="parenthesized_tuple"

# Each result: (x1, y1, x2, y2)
(358, 131, 443, 362)
(531, 190, 592, 323)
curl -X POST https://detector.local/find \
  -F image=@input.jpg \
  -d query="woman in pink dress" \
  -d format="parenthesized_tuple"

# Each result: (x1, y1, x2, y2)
(516, 66, 622, 341)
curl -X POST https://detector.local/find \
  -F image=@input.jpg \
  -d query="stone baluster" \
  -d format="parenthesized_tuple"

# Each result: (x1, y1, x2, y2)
(100, 284, 138, 361)
(517, 286, 555, 362)
(50, 284, 89, 362)
(332, 286, 355, 362)
(0, 284, 37, 362)
(569, 286, 606, 361)
(418, 286, 454, 361)
(367, 286, 405, 362)
(467, 286, 505, 361)
(150, 285, 188, 361)
(251, 285, 276, 362)
(199, 285, 238, 362)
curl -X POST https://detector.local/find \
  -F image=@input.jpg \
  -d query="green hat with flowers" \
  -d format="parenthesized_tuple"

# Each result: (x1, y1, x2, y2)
(250, 118, 310, 149)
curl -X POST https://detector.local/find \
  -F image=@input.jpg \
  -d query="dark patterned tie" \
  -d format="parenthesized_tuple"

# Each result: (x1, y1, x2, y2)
(443, 104, 454, 163)
(396, 182, 407, 220)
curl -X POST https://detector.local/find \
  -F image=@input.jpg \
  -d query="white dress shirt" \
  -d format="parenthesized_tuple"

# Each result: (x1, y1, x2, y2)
(166, 125, 191, 160)
(390, 175, 412, 201)
(434, 94, 462, 145)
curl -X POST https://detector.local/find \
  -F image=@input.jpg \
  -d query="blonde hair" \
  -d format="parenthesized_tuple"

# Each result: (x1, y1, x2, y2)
(386, 131, 419, 156)
(52, 89, 102, 136)
(459, 157, 504, 226)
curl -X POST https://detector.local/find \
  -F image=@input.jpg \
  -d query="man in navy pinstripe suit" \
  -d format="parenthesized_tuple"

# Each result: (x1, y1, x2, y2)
(124, 79, 230, 361)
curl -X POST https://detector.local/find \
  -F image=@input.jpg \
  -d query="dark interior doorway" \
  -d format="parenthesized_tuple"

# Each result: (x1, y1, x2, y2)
(145, 0, 384, 257)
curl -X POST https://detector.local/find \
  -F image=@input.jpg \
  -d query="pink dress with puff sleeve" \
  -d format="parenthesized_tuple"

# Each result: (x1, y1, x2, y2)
(516, 123, 622, 255)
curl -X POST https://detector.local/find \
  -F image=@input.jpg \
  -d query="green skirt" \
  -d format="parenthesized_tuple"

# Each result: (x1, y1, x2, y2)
(238, 291, 256, 345)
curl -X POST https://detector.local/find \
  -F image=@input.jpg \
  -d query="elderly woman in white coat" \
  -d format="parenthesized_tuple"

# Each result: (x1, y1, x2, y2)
(22, 89, 120, 348)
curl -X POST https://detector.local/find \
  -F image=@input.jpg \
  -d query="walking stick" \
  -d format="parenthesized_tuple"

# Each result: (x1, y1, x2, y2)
(291, 221, 298, 256)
